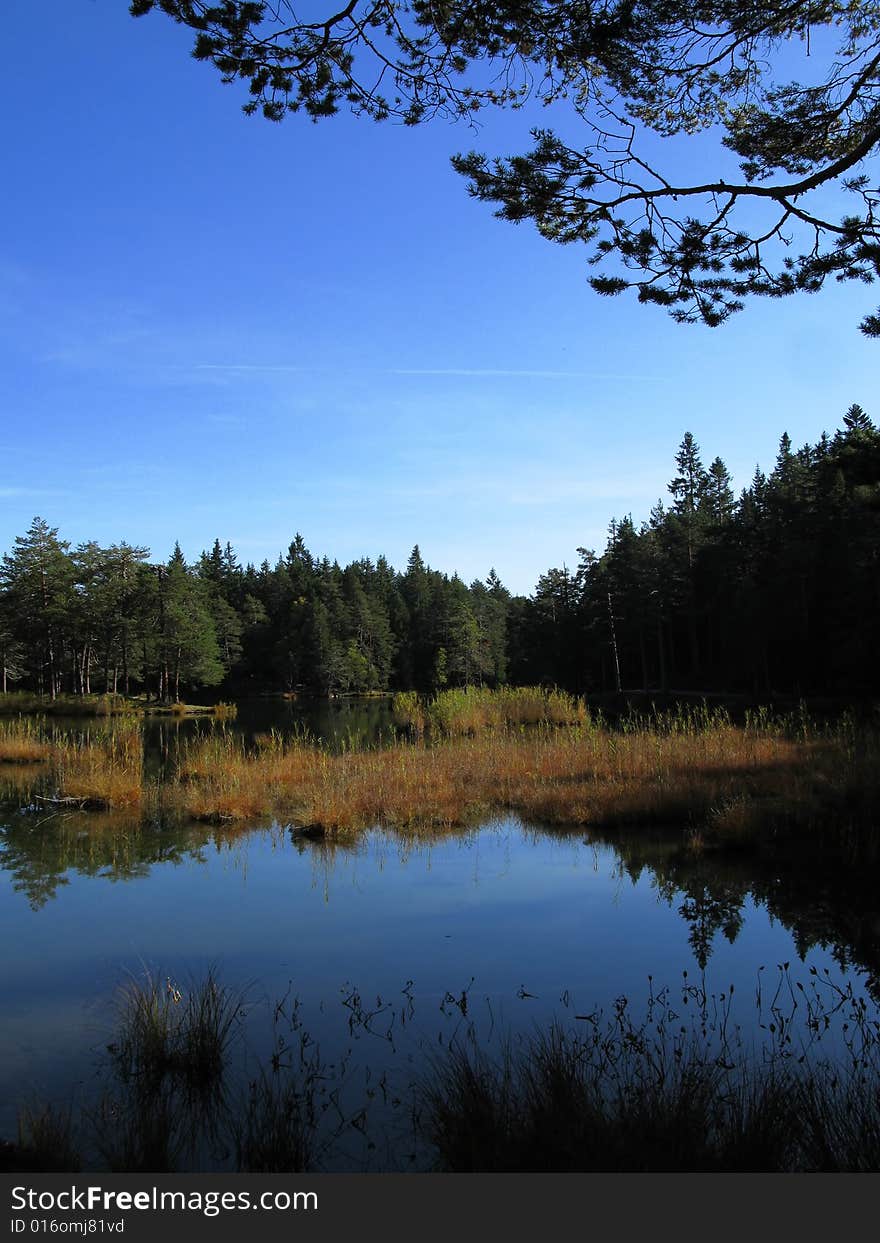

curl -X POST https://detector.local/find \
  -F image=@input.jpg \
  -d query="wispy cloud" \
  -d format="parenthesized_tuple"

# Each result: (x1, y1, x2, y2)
(205, 413, 246, 426)
(192, 364, 661, 382)
(195, 364, 305, 374)
(388, 368, 660, 380)
(386, 468, 663, 506)
(0, 487, 67, 500)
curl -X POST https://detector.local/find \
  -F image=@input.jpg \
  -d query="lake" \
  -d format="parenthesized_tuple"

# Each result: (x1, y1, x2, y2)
(1, 701, 879, 1169)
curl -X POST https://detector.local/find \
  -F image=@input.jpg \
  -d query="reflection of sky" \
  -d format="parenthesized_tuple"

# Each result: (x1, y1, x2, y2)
(1, 818, 873, 1155)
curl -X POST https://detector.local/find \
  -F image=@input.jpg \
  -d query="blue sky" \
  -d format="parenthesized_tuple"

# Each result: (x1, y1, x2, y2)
(2, 1, 877, 594)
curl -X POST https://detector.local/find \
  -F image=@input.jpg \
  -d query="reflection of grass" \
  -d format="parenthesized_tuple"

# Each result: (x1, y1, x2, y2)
(92, 969, 246, 1172)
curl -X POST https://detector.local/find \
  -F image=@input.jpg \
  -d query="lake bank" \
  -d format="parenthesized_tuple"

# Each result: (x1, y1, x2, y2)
(1, 706, 877, 874)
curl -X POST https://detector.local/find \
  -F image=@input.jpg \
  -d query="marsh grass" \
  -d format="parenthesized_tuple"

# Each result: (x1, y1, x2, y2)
(0, 717, 51, 763)
(89, 970, 353, 1172)
(9, 964, 880, 1173)
(421, 1028, 800, 1171)
(108, 968, 244, 1092)
(233, 1070, 320, 1172)
(51, 721, 144, 808)
(0, 693, 141, 717)
(162, 706, 880, 869)
(12, 1104, 80, 1172)
(420, 971, 880, 1172)
(393, 685, 588, 736)
(1, 698, 878, 868)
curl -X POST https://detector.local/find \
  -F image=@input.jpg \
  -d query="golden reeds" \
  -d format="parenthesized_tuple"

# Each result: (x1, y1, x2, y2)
(160, 708, 865, 853)
(0, 717, 51, 763)
(2, 703, 877, 865)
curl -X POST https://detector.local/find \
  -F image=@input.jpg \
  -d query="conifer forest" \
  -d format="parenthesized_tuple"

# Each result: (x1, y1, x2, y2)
(3, 409, 877, 704)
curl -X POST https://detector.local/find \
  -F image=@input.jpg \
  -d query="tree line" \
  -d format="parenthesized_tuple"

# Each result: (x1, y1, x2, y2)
(519, 404, 880, 698)
(1, 405, 877, 700)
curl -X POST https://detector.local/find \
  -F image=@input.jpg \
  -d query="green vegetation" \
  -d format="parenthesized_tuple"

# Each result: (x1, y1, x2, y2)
(2, 411, 878, 704)
(392, 685, 587, 735)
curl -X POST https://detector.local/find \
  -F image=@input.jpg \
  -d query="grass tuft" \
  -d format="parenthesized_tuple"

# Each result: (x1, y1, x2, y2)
(109, 968, 244, 1092)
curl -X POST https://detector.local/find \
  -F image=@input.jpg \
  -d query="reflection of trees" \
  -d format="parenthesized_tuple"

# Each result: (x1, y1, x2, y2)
(0, 812, 216, 910)
(677, 886, 745, 970)
(3, 799, 879, 1007)
(596, 828, 880, 1001)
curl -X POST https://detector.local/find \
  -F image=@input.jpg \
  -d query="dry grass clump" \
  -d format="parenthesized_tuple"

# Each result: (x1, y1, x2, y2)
(2, 698, 875, 866)
(159, 708, 843, 845)
(52, 722, 144, 808)
(0, 718, 143, 807)
(175, 729, 325, 822)
(0, 718, 51, 763)
(393, 685, 588, 736)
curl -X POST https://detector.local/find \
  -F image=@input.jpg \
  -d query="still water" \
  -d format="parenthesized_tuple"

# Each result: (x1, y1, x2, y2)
(1, 702, 878, 1168)
(2, 810, 879, 1166)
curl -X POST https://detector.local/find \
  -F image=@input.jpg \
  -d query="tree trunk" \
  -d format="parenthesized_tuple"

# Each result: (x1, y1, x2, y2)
(657, 621, 667, 692)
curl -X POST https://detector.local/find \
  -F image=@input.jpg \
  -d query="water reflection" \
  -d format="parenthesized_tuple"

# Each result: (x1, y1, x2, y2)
(2, 807, 879, 999)
(2, 808, 880, 1169)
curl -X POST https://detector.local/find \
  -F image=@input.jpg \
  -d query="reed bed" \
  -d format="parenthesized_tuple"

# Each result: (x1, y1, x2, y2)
(8, 966, 880, 1173)
(393, 685, 588, 735)
(0, 692, 141, 717)
(0, 717, 51, 762)
(421, 1020, 880, 1172)
(0, 719, 146, 808)
(1, 702, 877, 865)
(163, 708, 865, 847)
(49, 722, 144, 809)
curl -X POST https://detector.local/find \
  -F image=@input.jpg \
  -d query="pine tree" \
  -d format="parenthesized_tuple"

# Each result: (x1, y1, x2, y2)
(0, 518, 75, 697)
(843, 403, 873, 433)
